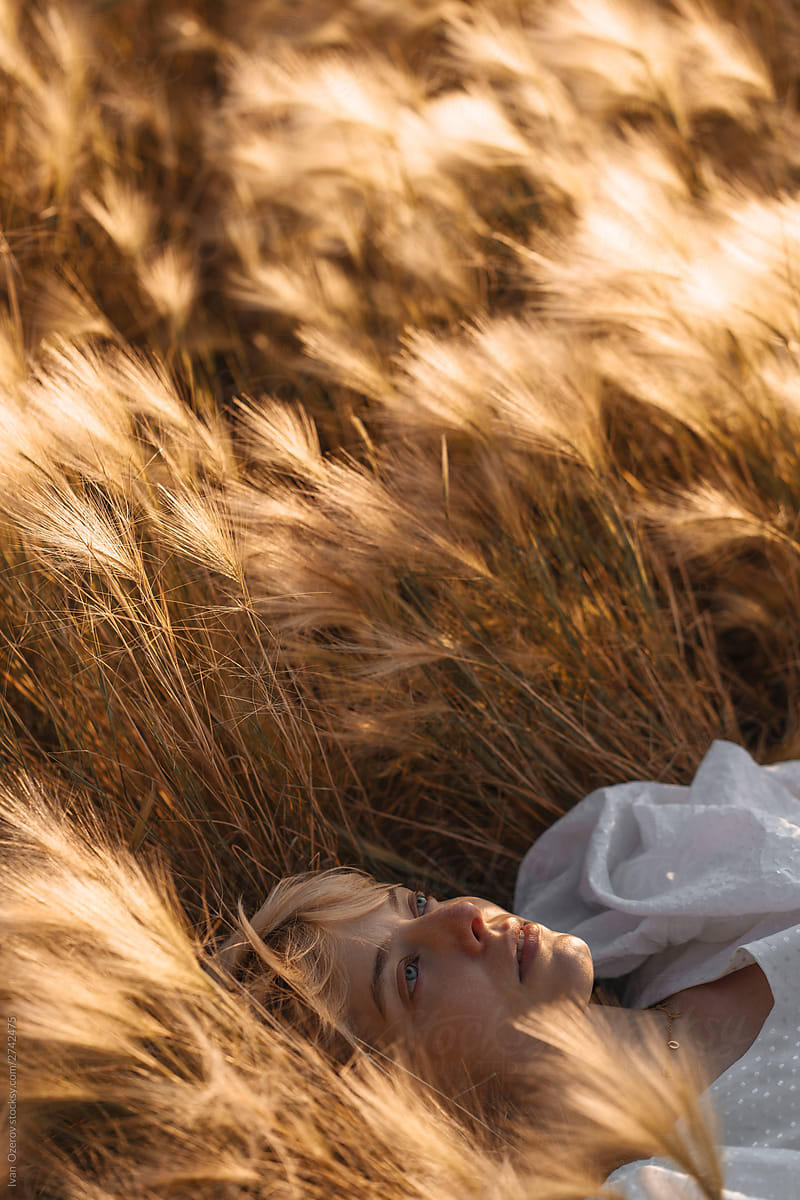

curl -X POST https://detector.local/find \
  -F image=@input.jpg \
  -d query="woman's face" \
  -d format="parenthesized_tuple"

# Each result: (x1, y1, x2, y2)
(332, 886, 593, 1086)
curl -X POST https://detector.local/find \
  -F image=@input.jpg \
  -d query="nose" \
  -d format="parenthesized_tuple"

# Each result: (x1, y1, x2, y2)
(417, 899, 488, 955)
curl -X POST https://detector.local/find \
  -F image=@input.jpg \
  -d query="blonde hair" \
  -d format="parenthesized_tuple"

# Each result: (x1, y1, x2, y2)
(218, 868, 390, 1059)
(219, 869, 522, 1131)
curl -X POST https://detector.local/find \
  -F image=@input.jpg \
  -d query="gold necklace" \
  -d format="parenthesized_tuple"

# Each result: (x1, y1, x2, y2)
(651, 1001, 681, 1051)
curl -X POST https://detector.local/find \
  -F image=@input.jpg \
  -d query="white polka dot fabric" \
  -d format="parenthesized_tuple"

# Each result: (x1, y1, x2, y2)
(513, 739, 800, 1196)
(607, 927, 800, 1195)
(708, 924, 800, 1151)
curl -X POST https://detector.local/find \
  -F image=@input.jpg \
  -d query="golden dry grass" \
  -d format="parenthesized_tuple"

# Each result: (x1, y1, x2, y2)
(2, 770, 725, 1199)
(1, 0, 800, 1193)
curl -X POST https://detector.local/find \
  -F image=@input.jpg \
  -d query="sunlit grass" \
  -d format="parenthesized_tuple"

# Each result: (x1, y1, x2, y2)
(1, 0, 799, 1194)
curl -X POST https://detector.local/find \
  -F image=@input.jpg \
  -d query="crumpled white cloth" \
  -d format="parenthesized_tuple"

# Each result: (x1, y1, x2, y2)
(514, 740, 800, 1008)
(512, 739, 800, 1200)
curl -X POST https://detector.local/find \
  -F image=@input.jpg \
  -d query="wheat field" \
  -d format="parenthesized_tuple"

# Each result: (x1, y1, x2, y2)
(1, 0, 799, 1195)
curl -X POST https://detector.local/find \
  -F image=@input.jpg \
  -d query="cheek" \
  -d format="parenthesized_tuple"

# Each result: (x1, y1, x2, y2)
(415, 974, 507, 1073)
(416, 1002, 543, 1086)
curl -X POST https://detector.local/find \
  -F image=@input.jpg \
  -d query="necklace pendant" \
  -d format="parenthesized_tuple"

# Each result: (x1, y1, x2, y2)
(667, 1039, 680, 1050)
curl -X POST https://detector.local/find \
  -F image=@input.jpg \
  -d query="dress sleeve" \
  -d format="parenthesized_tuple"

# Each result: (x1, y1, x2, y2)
(604, 1147, 800, 1200)
(513, 741, 800, 1005)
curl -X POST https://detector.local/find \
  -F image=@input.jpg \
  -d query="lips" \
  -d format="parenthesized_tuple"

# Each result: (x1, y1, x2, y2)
(516, 921, 540, 983)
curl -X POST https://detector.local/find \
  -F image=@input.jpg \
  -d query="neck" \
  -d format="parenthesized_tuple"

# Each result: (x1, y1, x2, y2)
(584, 1000, 693, 1083)
(506, 997, 714, 1183)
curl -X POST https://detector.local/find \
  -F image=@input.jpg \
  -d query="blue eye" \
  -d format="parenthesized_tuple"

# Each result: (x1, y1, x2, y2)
(414, 892, 427, 915)
(404, 959, 419, 997)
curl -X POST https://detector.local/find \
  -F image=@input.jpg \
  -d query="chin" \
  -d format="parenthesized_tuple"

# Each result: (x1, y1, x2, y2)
(555, 932, 594, 1003)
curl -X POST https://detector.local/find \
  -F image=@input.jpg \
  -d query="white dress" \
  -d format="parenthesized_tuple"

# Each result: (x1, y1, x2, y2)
(513, 740, 800, 1199)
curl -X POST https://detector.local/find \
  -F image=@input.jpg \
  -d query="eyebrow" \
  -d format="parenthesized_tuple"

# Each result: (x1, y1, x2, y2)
(370, 886, 402, 1021)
